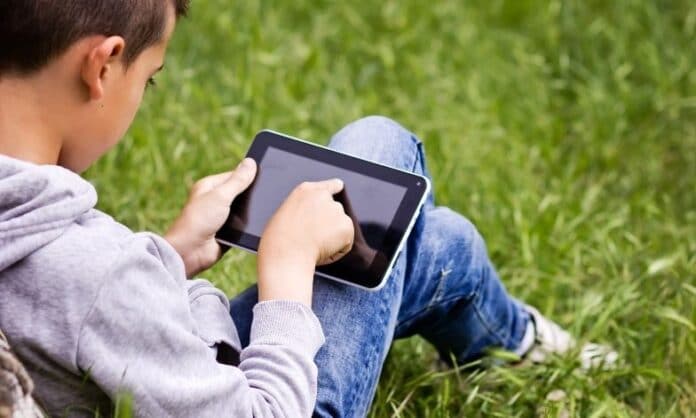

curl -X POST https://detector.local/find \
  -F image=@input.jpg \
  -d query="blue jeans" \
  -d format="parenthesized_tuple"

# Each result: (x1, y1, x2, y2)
(229, 116, 529, 418)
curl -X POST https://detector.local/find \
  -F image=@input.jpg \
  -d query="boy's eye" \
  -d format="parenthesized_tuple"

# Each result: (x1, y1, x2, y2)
(146, 77, 157, 88)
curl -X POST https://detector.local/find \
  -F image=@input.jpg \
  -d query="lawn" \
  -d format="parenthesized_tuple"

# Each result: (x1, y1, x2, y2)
(89, 0, 695, 416)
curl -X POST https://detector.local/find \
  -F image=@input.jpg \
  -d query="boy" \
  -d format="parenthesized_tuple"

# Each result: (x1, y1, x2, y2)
(0, 1, 616, 417)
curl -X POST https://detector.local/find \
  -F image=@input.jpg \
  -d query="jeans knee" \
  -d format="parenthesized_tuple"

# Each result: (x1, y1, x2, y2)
(454, 214, 488, 269)
(434, 207, 483, 245)
(329, 115, 422, 171)
(354, 115, 405, 132)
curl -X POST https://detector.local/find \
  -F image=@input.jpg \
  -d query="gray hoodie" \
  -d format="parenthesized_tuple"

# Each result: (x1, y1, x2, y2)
(0, 154, 325, 417)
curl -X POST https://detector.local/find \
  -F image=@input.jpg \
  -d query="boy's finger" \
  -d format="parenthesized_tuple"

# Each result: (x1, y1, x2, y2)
(315, 178, 344, 195)
(193, 159, 256, 195)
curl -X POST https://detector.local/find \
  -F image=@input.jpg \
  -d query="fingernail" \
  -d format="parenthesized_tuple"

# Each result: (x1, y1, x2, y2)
(240, 158, 254, 170)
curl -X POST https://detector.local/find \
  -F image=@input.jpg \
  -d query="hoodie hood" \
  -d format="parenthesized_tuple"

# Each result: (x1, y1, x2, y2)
(0, 154, 97, 271)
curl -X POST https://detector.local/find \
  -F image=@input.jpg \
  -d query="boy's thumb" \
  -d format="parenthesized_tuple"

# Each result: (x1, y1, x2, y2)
(218, 158, 257, 199)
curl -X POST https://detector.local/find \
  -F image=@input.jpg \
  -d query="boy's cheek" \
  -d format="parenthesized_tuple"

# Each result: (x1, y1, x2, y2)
(115, 88, 145, 140)
(61, 74, 147, 172)
(93, 88, 145, 165)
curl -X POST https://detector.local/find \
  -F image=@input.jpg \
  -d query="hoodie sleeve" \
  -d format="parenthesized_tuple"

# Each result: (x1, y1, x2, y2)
(75, 234, 325, 418)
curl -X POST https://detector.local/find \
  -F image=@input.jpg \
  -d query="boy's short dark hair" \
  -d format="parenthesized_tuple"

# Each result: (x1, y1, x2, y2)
(0, 0, 190, 75)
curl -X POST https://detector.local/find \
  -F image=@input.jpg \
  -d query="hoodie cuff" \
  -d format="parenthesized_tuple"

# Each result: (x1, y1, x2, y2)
(250, 300, 326, 357)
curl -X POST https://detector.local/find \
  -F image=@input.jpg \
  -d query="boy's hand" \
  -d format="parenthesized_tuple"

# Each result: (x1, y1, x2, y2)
(257, 179, 355, 306)
(165, 158, 257, 278)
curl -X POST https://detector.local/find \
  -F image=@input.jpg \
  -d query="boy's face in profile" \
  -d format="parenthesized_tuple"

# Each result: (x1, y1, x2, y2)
(60, 5, 176, 172)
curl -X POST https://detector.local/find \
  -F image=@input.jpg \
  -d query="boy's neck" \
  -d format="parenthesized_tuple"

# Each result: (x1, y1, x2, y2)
(0, 76, 63, 166)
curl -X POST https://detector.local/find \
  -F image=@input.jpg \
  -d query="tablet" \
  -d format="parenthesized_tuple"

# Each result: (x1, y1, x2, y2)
(216, 130, 430, 291)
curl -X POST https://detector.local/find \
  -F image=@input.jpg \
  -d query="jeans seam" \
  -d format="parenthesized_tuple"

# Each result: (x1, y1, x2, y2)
(409, 135, 424, 173)
(469, 282, 510, 348)
(395, 290, 474, 336)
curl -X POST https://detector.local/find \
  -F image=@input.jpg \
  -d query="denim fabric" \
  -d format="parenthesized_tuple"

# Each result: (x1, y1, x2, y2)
(229, 116, 529, 418)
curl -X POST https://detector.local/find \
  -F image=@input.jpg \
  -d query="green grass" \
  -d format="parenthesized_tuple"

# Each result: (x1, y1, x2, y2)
(87, 0, 695, 416)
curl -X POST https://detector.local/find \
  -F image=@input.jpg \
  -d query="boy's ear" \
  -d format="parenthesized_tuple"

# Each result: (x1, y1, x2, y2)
(80, 36, 126, 101)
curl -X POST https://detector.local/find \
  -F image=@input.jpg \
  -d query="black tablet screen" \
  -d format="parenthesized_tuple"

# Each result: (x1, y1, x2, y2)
(231, 147, 408, 266)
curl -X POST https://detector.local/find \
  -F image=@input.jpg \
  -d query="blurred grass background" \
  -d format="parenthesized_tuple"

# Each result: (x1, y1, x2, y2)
(90, 0, 695, 416)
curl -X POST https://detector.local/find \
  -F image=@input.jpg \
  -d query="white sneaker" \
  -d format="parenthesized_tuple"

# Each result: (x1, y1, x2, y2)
(523, 304, 618, 370)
